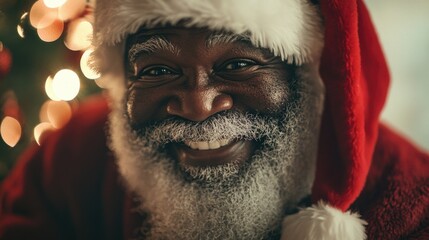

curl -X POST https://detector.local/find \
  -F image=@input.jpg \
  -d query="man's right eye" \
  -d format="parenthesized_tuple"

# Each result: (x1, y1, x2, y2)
(139, 65, 178, 77)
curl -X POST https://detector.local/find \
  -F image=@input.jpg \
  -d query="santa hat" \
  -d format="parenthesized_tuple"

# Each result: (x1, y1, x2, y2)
(90, 0, 390, 239)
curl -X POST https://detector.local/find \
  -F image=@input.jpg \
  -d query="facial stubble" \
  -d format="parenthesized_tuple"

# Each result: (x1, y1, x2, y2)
(109, 70, 321, 239)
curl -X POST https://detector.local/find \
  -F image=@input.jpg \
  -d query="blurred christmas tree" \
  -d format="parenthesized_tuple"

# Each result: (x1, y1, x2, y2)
(0, 0, 101, 180)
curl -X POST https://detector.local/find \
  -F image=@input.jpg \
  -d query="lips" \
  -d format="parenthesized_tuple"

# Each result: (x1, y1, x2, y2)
(170, 139, 255, 168)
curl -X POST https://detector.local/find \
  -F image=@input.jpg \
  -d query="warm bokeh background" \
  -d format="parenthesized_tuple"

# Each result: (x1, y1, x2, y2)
(0, 0, 100, 180)
(0, 0, 428, 180)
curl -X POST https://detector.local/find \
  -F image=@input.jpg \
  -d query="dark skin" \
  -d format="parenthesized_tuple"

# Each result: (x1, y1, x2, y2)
(126, 27, 294, 169)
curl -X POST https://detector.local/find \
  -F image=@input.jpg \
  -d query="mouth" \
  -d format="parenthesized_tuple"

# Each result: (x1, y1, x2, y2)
(183, 139, 232, 150)
(170, 138, 256, 168)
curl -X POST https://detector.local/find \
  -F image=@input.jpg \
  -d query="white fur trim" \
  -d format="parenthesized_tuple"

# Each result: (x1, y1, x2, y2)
(90, 0, 324, 76)
(281, 201, 367, 240)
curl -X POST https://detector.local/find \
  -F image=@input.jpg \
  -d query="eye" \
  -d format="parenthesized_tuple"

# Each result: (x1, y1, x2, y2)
(139, 65, 178, 77)
(221, 59, 257, 71)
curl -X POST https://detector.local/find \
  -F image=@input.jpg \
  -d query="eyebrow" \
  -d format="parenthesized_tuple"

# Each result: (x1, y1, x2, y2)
(128, 31, 253, 63)
(206, 32, 252, 48)
(128, 35, 180, 63)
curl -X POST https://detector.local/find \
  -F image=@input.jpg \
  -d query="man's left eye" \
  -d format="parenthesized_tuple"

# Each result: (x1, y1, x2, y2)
(222, 59, 257, 71)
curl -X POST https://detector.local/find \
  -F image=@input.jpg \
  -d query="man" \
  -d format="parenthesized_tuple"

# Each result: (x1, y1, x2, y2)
(1, 0, 428, 239)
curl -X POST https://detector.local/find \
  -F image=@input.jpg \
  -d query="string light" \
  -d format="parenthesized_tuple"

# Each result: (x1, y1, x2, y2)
(34, 122, 54, 145)
(94, 78, 108, 89)
(39, 100, 50, 122)
(47, 100, 72, 129)
(43, 0, 67, 9)
(58, 0, 86, 21)
(5, 0, 102, 149)
(52, 69, 80, 101)
(0, 117, 22, 147)
(45, 75, 61, 101)
(64, 18, 93, 51)
(17, 25, 25, 38)
(29, 1, 58, 29)
(80, 48, 100, 79)
(17, 12, 28, 38)
(37, 19, 64, 42)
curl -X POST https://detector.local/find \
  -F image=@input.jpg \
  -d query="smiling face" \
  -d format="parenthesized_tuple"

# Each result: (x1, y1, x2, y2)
(109, 26, 323, 239)
(125, 27, 294, 171)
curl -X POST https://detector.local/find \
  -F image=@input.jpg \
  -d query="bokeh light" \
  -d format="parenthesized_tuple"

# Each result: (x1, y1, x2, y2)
(43, 0, 67, 9)
(1, 117, 22, 147)
(17, 25, 25, 38)
(37, 19, 64, 42)
(80, 48, 100, 79)
(45, 75, 61, 101)
(94, 77, 107, 89)
(29, 1, 58, 29)
(17, 12, 28, 38)
(52, 69, 80, 101)
(64, 18, 93, 51)
(58, 0, 86, 21)
(39, 100, 50, 122)
(34, 122, 54, 145)
(47, 100, 72, 129)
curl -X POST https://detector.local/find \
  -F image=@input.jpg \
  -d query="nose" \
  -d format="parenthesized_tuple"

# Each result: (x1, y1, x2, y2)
(166, 72, 233, 122)
(167, 89, 233, 122)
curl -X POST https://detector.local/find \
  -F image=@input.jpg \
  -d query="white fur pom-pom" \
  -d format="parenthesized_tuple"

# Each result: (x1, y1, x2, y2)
(281, 201, 367, 240)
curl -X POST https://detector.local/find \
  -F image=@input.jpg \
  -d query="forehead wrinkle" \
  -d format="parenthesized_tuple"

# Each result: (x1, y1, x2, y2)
(128, 35, 181, 63)
(206, 32, 252, 48)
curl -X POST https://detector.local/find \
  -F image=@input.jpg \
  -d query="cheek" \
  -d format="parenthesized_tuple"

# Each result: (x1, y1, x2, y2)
(126, 90, 143, 127)
(240, 72, 290, 114)
(260, 77, 289, 109)
(126, 88, 166, 127)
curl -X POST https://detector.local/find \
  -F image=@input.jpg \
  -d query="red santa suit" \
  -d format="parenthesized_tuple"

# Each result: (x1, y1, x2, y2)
(1, 0, 429, 239)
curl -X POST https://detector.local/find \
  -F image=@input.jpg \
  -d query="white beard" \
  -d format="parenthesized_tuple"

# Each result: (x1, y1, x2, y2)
(108, 68, 323, 239)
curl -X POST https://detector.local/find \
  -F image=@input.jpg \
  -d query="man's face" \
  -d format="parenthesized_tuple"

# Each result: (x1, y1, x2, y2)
(110, 26, 321, 239)
(126, 27, 293, 171)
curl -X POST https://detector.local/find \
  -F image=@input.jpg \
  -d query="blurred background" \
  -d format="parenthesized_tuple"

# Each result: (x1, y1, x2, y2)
(0, 0, 100, 180)
(0, 0, 428, 181)
(366, 0, 429, 152)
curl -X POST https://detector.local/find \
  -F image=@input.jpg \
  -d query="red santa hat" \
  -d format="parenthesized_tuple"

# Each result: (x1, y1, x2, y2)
(90, 0, 390, 239)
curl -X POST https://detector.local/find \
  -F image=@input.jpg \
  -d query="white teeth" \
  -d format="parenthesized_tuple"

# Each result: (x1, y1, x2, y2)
(190, 142, 198, 149)
(184, 139, 231, 150)
(208, 141, 220, 149)
(198, 141, 209, 150)
(220, 139, 229, 146)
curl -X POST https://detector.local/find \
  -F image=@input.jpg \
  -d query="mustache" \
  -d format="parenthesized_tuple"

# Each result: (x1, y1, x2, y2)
(133, 111, 279, 145)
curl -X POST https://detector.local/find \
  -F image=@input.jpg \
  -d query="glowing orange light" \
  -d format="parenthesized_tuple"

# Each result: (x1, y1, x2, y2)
(94, 77, 108, 89)
(43, 0, 67, 9)
(37, 19, 64, 42)
(64, 18, 93, 51)
(17, 25, 25, 38)
(45, 76, 61, 101)
(1, 117, 22, 147)
(29, 1, 58, 29)
(80, 48, 100, 79)
(58, 0, 85, 21)
(47, 101, 72, 129)
(39, 100, 50, 123)
(34, 122, 54, 145)
(52, 69, 80, 101)
(20, 12, 29, 21)
(17, 12, 28, 38)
